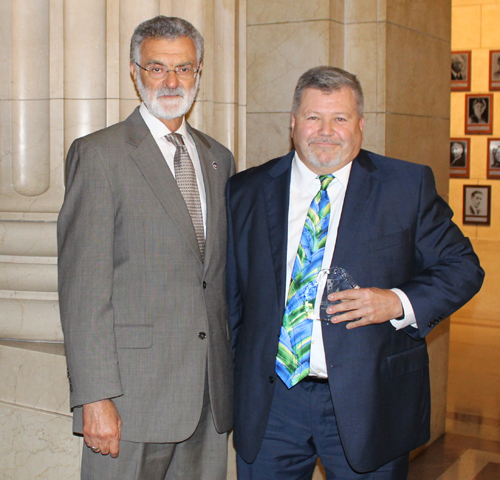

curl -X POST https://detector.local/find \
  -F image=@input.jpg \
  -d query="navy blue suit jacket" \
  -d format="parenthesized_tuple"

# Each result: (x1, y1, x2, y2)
(226, 149, 484, 472)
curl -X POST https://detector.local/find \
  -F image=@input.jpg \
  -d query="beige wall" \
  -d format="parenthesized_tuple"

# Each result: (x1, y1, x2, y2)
(450, 0, 500, 329)
(0, 0, 454, 478)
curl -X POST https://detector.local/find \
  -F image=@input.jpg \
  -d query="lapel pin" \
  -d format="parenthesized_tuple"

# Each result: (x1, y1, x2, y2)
(212, 162, 218, 169)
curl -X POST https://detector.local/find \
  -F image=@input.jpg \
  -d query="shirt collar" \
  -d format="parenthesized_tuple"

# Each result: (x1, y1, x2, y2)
(292, 151, 353, 193)
(139, 103, 195, 147)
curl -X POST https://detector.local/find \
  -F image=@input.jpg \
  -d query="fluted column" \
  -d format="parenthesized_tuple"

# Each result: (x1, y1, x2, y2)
(63, 0, 107, 152)
(118, 0, 159, 119)
(11, 0, 50, 197)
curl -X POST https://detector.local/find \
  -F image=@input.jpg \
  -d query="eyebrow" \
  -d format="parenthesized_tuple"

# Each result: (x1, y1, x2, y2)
(145, 59, 195, 67)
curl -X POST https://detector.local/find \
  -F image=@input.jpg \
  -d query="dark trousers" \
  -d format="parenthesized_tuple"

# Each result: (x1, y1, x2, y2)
(237, 378, 409, 480)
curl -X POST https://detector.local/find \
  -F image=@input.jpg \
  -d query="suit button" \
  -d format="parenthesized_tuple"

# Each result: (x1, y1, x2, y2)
(198, 332, 207, 340)
(269, 376, 274, 384)
(203, 281, 207, 289)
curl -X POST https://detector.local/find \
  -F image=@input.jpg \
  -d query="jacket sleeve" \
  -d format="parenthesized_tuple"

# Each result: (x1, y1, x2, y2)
(399, 166, 484, 339)
(57, 138, 123, 408)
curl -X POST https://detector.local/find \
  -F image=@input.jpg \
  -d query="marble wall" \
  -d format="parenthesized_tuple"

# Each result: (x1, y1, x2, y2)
(0, 0, 453, 478)
(246, 0, 452, 202)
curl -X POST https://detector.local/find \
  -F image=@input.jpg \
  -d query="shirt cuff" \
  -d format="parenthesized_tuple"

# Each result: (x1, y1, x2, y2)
(389, 288, 418, 330)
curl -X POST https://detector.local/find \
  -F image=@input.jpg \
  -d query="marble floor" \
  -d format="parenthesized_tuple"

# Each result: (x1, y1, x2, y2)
(408, 321, 500, 480)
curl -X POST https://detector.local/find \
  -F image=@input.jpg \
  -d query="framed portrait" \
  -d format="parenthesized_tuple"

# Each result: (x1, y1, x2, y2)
(450, 138, 470, 178)
(465, 94, 493, 134)
(487, 138, 500, 179)
(451, 51, 471, 91)
(463, 185, 491, 226)
(489, 50, 500, 91)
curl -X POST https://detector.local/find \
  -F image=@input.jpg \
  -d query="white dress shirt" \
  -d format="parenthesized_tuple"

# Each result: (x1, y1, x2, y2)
(139, 103, 207, 236)
(285, 153, 417, 378)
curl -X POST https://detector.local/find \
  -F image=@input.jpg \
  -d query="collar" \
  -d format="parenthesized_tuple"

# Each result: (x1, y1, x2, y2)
(292, 152, 353, 194)
(139, 103, 195, 148)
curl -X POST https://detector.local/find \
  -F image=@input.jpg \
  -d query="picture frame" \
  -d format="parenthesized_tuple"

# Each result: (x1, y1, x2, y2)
(489, 50, 500, 91)
(465, 94, 493, 134)
(451, 51, 471, 91)
(463, 185, 491, 226)
(450, 138, 470, 178)
(487, 138, 500, 179)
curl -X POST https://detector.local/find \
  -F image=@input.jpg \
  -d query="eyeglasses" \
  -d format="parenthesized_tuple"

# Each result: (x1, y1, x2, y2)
(135, 62, 200, 79)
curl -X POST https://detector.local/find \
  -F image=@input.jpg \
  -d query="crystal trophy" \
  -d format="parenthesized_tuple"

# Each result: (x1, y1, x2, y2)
(317, 267, 359, 321)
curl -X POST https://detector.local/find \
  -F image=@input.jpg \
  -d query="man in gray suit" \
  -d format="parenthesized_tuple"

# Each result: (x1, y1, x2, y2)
(57, 16, 234, 480)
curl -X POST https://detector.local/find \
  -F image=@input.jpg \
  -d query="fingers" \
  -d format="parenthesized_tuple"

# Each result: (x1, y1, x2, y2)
(326, 288, 403, 328)
(83, 399, 122, 457)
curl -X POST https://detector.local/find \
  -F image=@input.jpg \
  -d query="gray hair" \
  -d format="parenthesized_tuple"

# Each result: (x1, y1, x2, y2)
(130, 16, 204, 66)
(292, 66, 364, 118)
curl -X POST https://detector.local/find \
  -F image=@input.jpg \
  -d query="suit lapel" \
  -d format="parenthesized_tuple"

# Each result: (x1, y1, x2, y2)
(332, 150, 378, 267)
(265, 152, 294, 311)
(125, 109, 202, 263)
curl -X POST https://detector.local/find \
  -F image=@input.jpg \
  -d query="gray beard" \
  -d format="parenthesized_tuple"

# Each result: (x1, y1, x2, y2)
(307, 141, 343, 169)
(136, 73, 200, 120)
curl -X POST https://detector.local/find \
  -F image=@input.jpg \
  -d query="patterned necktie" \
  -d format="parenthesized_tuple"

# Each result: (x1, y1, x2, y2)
(276, 174, 334, 388)
(166, 133, 205, 260)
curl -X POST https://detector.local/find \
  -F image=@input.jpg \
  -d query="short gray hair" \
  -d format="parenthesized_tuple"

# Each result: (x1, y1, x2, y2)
(130, 16, 204, 66)
(292, 66, 364, 117)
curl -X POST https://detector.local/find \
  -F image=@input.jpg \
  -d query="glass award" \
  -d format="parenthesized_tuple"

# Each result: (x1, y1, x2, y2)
(317, 267, 359, 321)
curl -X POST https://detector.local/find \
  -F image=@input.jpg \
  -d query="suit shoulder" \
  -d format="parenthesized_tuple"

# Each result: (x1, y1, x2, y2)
(363, 150, 430, 175)
(68, 120, 129, 155)
(229, 155, 287, 188)
(189, 127, 233, 157)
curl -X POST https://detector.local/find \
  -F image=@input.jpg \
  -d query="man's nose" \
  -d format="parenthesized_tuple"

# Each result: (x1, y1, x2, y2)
(318, 120, 335, 136)
(164, 70, 180, 89)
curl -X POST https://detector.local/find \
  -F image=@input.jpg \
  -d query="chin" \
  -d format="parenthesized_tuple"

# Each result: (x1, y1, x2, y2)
(148, 98, 189, 121)
(308, 149, 342, 169)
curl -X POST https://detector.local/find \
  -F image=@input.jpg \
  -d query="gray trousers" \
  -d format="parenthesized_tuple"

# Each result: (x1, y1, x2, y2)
(81, 384, 228, 480)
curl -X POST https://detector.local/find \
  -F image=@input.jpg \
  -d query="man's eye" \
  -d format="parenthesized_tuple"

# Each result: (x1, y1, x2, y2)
(151, 66, 164, 73)
(178, 66, 191, 73)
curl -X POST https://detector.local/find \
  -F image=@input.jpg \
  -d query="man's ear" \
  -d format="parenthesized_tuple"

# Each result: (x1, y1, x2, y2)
(359, 115, 365, 132)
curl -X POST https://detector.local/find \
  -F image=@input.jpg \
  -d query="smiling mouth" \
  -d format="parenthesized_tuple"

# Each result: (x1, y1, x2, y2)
(310, 142, 342, 147)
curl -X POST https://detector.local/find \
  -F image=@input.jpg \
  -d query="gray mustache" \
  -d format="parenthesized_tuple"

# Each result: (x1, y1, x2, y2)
(308, 138, 343, 146)
(155, 87, 185, 98)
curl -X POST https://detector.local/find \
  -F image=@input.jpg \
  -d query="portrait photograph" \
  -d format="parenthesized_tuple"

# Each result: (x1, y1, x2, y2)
(487, 138, 500, 179)
(463, 185, 491, 225)
(450, 138, 470, 178)
(465, 94, 493, 134)
(451, 51, 471, 91)
(490, 50, 500, 91)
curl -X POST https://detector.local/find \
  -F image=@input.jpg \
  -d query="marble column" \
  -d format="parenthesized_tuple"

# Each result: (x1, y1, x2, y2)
(0, 0, 79, 477)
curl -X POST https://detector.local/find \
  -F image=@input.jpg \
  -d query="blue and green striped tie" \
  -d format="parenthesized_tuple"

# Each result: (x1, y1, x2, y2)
(276, 174, 334, 388)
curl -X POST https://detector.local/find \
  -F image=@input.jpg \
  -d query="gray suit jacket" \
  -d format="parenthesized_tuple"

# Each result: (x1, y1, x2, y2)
(58, 107, 235, 442)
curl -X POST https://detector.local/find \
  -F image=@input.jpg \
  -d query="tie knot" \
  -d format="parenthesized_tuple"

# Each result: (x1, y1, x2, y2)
(166, 133, 185, 147)
(318, 175, 334, 191)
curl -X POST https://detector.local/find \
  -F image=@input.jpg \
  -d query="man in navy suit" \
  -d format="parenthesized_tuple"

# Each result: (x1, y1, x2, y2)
(226, 66, 484, 479)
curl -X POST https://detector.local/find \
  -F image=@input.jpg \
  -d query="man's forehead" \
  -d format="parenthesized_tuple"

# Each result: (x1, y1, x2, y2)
(140, 36, 196, 57)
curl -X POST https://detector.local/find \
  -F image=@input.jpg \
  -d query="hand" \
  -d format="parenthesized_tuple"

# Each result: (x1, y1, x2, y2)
(82, 399, 122, 457)
(326, 287, 403, 330)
